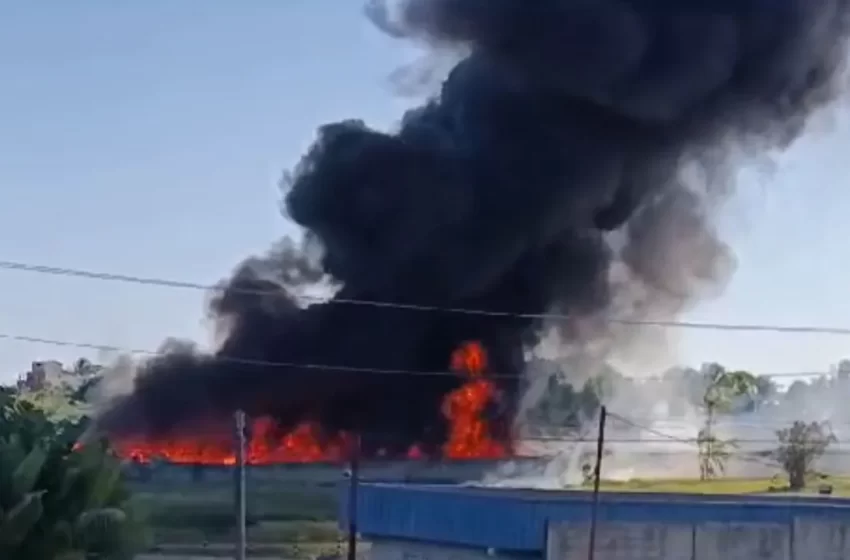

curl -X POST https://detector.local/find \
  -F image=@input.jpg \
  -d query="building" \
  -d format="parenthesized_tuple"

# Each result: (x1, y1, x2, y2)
(343, 483, 850, 560)
(17, 360, 64, 391)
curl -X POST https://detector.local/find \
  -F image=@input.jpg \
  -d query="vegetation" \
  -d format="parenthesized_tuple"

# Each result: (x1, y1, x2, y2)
(696, 365, 757, 480)
(527, 375, 602, 429)
(0, 388, 147, 559)
(771, 420, 836, 490)
(592, 475, 850, 495)
(128, 479, 344, 555)
(7, 355, 850, 553)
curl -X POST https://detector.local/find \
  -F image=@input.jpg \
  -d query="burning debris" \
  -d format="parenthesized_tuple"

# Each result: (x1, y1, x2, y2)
(98, 0, 850, 462)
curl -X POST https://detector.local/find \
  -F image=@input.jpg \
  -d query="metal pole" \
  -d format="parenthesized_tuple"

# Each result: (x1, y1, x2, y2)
(346, 433, 361, 560)
(234, 410, 247, 560)
(588, 406, 607, 560)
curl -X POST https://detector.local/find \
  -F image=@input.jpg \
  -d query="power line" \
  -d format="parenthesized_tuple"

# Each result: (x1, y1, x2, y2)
(606, 411, 780, 468)
(2, 331, 844, 447)
(0, 332, 495, 379)
(522, 435, 850, 445)
(0, 330, 840, 381)
(2, 259, 850, 335)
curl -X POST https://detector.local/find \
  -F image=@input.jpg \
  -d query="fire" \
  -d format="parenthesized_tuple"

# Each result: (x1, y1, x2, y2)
(114, 340, 508, 464)
(114, 420, 349, 465)
(441, 341, 507, 459)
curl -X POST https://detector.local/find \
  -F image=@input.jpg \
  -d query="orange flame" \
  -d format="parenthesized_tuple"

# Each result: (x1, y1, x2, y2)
(441, 341, 507, 459)
(114, 340, 508, 464)
(113, 420, 353, 465)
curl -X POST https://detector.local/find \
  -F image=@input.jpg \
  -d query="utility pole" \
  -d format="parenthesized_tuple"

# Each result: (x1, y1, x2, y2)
(588, 406, 607, 560)
(346, 434, 361, 560)
(234, 410, 247, 560)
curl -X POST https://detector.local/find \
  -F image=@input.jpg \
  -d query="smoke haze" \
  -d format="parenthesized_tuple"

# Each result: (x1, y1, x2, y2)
(97, 0, 850, 455)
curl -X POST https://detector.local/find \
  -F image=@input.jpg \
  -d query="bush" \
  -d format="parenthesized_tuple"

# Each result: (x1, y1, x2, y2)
(0, 390, 148, 559)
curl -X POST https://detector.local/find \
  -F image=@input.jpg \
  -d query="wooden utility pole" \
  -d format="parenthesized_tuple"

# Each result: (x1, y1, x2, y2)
(588, 406, 607, 560)
(234, 410, 247, 560)
(346, 434, 361, 560)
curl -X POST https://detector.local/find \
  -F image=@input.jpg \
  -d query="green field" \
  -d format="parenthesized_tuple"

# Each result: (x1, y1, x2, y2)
(133, 480, 345, 557)
(593, 475, 850, 495)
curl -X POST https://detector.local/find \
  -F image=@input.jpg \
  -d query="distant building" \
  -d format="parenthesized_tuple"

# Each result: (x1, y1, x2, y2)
(18, 360, 64, 391)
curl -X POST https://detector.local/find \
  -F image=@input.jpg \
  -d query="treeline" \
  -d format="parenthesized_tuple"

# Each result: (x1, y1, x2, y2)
(526, 359, 850, 429)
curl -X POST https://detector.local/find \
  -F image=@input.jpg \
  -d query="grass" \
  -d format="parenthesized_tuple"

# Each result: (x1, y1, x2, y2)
(144, 540, 361, 559)
(132, 480, 339, 524)
(131, 480, 342, 550)
(593, 475, 850, 496)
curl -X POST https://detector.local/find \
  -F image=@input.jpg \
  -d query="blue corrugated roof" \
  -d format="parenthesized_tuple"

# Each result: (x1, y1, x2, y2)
(339, 483, 850, 552)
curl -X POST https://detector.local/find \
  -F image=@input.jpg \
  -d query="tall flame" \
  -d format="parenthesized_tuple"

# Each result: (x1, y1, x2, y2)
(441, 341, 507, 459)
(114, 341, 508, 464)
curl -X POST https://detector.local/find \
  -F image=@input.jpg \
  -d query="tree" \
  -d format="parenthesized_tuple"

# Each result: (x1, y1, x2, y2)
(696, 428, 736, 480)
(696, 364, 757, 480)
(771, 421, 836, 491)
(754, 375, 778, 408)
(527, 374, 602, 430)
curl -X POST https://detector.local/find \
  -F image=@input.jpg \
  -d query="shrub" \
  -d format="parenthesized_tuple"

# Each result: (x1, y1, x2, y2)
(0, 391, 148, 559)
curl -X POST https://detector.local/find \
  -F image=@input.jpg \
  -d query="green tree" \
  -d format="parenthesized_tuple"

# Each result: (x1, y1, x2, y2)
(754, 375, 778, 408)
(771, 421, 836, 491)
(529, 375, 603, 429)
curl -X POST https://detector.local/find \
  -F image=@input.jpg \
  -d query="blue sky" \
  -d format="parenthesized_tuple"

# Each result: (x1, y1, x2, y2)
(1, 1, 849, 384)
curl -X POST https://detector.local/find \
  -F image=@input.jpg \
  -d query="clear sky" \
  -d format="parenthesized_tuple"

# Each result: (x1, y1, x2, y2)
(1, 1, 849, 384)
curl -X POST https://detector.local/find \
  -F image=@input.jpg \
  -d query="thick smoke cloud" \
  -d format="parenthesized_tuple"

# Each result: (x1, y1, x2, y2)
(97, 0, 850, 455)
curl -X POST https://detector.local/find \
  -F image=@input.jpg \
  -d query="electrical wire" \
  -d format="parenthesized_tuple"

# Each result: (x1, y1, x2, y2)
(0, 330, 840, 381)
(606, 411, 781, 468)
(4, 333, 843, 448)
(0, 332, 509, 379)
(3, 331, 844, 445)
(3, 259, 850, 334)
(522, 436, 850, 445)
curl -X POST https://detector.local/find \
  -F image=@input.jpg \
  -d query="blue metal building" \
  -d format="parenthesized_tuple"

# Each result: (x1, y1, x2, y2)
(340, 483, 850, 559)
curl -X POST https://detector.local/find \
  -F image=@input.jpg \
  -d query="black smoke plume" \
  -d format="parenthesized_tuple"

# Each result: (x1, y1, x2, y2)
(97, 0, 850, 455)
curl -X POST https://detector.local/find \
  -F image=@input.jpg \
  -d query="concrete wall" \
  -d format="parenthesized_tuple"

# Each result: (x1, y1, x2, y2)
(792, 519, 850, 560)
(546, 522, 694, 560)
(546, 518, 850, 560)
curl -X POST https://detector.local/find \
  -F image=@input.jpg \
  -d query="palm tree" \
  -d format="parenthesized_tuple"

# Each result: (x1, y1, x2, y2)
(697, 364, 757, 480)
